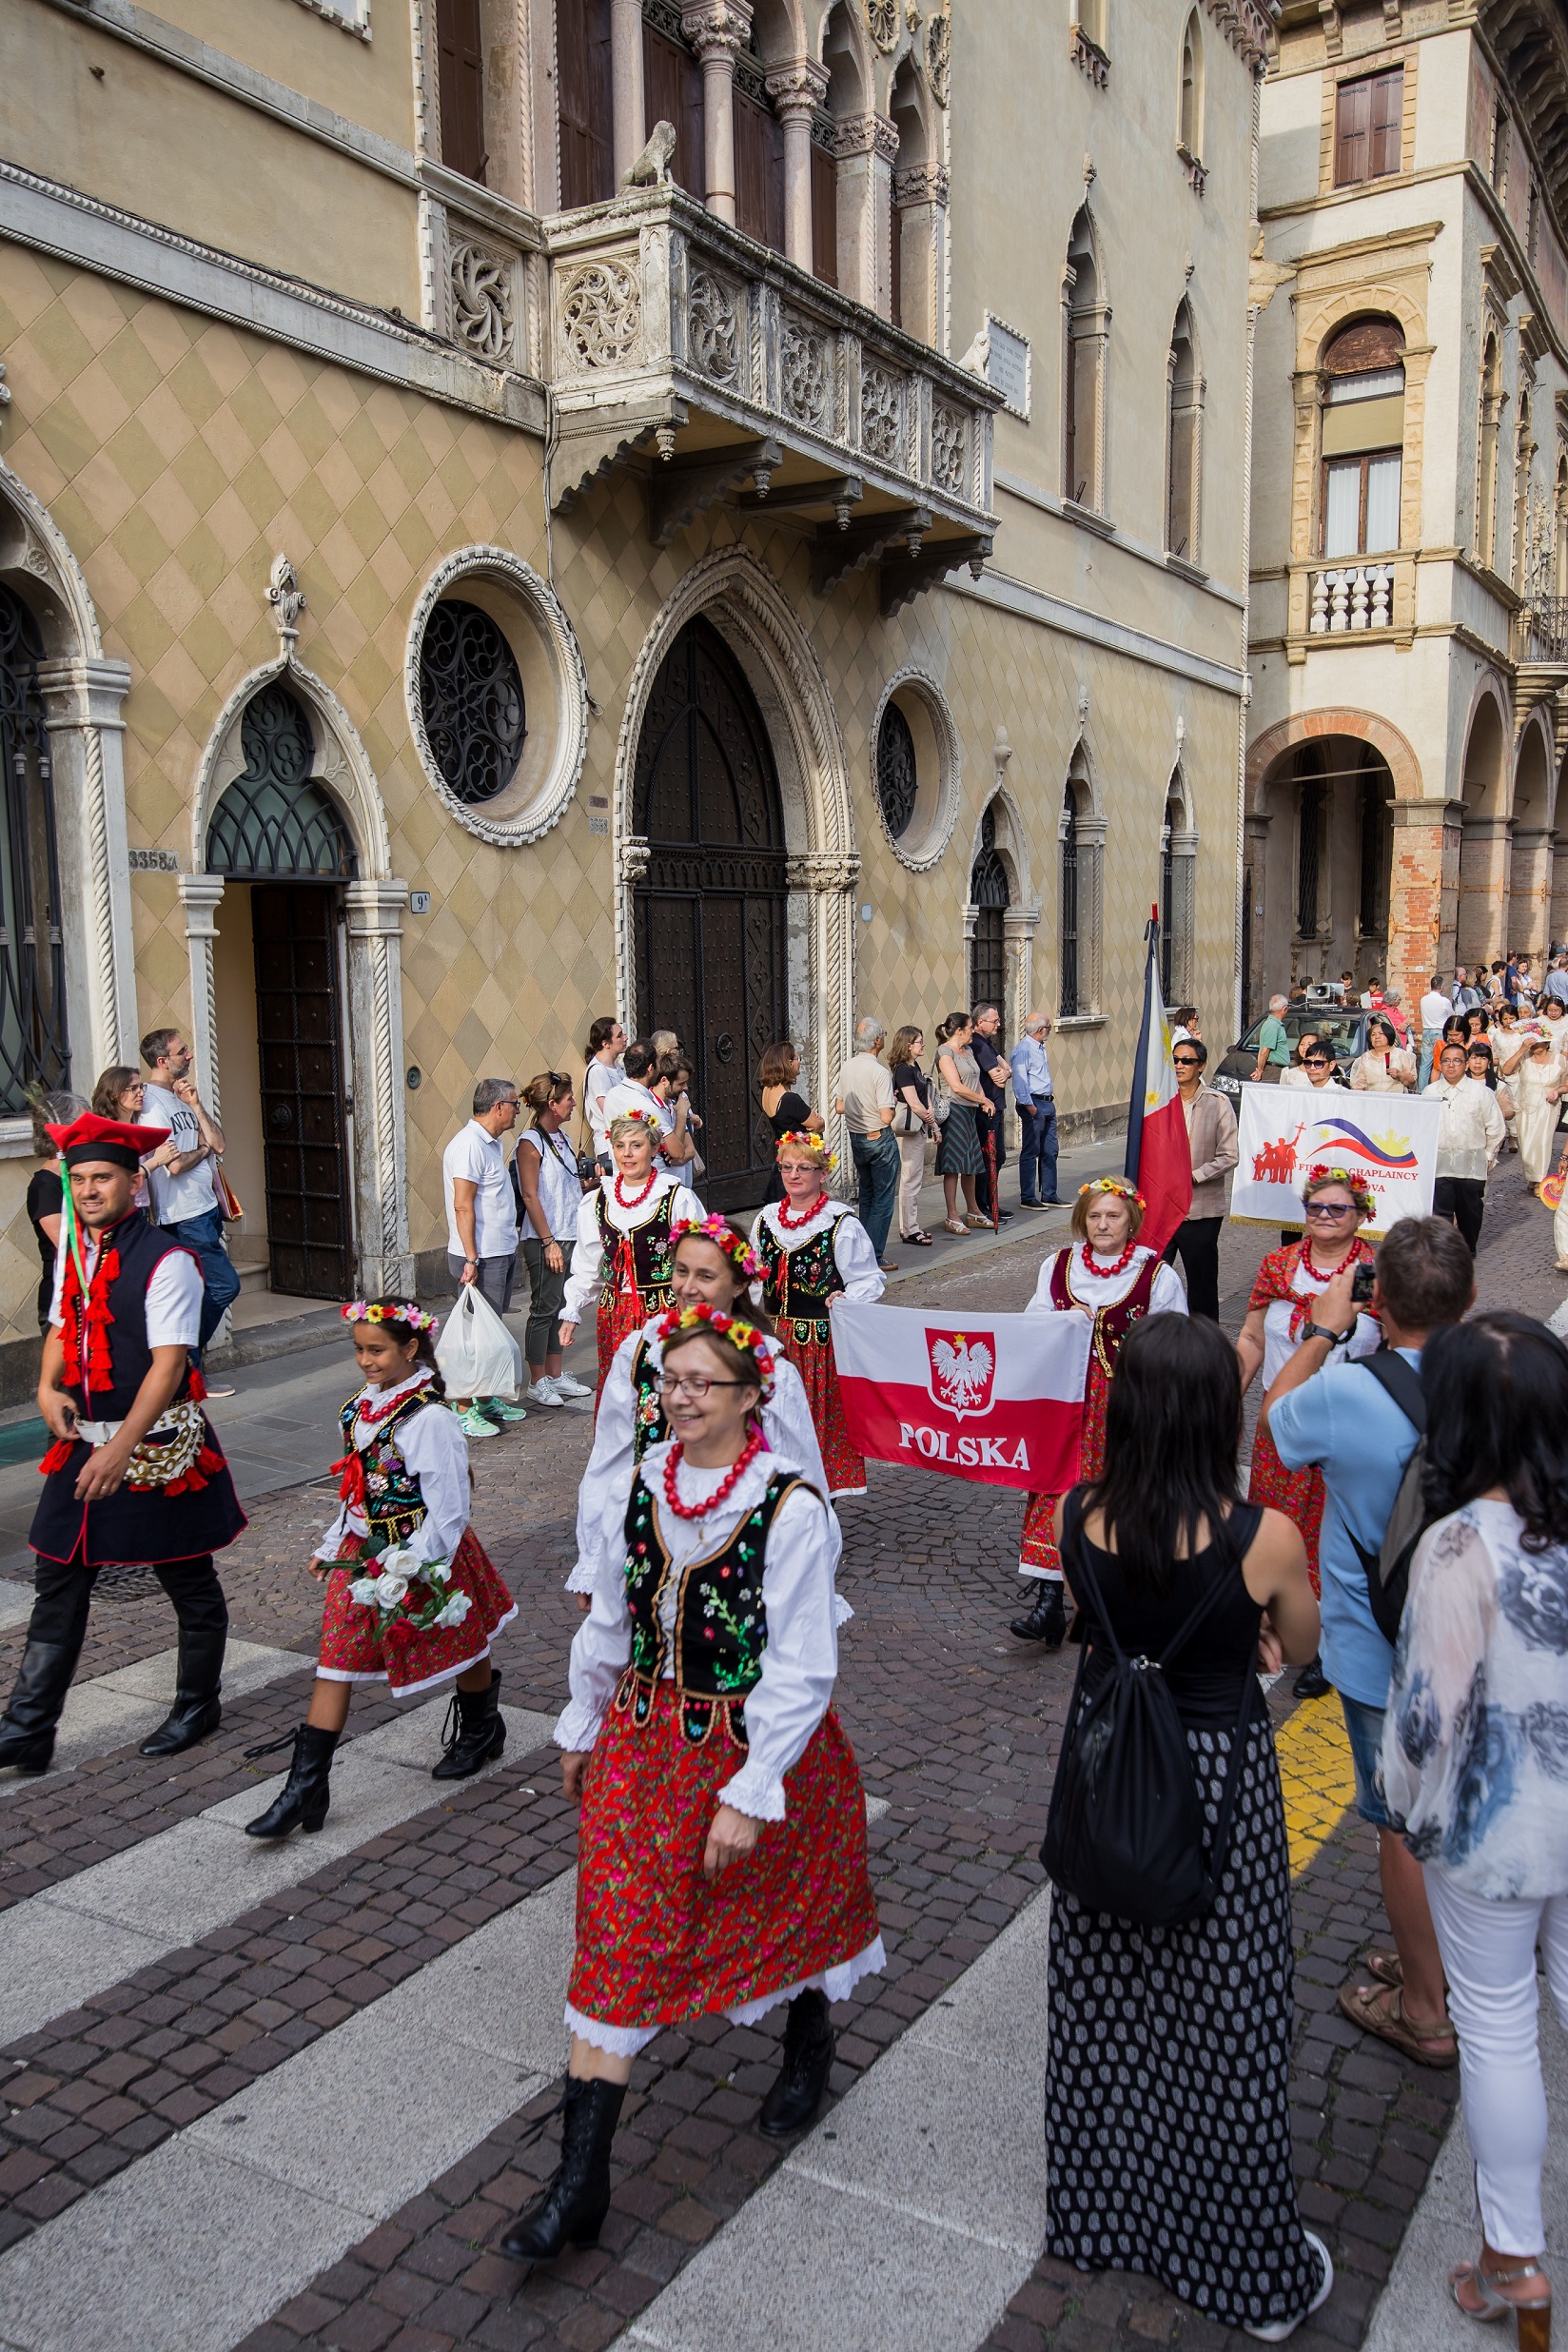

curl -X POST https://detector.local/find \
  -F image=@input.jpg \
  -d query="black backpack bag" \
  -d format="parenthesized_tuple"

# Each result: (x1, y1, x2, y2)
(1343, 1347, 1429, 1645)
(1041, 1492, 1260, 1930)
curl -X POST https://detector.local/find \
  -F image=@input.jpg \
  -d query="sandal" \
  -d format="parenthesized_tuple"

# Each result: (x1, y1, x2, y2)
(1365, 1950, 1403, 1991)
(1449, 2255, 1551, 2342)
(903, 1230, 933, 1247)
(1338, 1979, 1457, 2068)
(964, 1212, 991, 1228)
(944, 1219, 969, 1237)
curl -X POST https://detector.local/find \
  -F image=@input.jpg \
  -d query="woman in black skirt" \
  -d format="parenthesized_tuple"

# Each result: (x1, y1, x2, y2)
(1045, 1313, 1332, 2342)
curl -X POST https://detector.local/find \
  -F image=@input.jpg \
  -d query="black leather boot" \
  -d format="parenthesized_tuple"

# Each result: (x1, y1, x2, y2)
(432, 1669, 505, 1780)
(1009, 1579, 1066, 1647)
(139, 1621, 226, 1757)
(759, 1988, 835, 2136)
(1293, 1655, 1331, 1699)
(0, 1639, 80, 1774)
(244, 1724, 339, 1837)
(499, 2075, 626, 2263)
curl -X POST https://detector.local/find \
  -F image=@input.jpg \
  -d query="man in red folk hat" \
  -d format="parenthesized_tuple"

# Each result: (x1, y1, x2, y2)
(0, 1114, 246, 1774)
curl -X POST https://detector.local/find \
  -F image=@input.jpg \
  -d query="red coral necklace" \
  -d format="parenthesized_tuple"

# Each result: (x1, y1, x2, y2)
(662, 1429, 764, 1519)
(779, 1192, 830, 1229)
(615, 1169, 657, 1209)
(1081, 1240, 1138, 1281)
(355, 1382, 419, 1427)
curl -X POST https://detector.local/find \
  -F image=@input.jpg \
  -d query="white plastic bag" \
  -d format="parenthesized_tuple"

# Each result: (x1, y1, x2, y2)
(435, 1284, 521, 1400)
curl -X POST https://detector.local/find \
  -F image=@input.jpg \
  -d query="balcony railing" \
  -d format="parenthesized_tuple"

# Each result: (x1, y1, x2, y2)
(1308, 563, 1395, 634)
(542, 184, 999, 613)
(1523, 597, 1568, 663)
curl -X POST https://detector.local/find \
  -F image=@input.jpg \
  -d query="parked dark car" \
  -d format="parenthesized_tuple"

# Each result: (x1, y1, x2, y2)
(1211, 1002, 1372, 1101)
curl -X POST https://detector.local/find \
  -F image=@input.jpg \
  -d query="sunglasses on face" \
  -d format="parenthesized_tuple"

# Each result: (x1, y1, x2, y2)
(1303, 1202, 1356, 1220)
(1173, 1054, 1201, 1067)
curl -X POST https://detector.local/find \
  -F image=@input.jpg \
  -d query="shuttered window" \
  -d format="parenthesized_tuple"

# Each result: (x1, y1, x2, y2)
(811, 140, 838, 286)
(558, 0, 614, 209)
(435, 0, 487, 184)
(1334, 67, 1401, 187)
(643, 24, 705, 198)
(735, 88, 785, 252)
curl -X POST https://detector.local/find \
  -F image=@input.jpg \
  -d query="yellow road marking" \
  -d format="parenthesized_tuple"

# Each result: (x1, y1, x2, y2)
(1276, 1694, 1359, 1879)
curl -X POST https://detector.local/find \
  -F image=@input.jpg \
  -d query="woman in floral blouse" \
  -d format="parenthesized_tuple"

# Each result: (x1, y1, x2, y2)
(1383, 1311, 1568, 2352)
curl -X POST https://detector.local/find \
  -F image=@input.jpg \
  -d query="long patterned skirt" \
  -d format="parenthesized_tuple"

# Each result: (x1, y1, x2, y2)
(1019, 1356, 1109, 1576)
(596, 1279, 658, 1406)
(317, 1526, 517, 1696)
(568, 1680, 882, 2031)
(780, 1325, 866, 1496)
(1246, 1421, 1324, 1597)
(1046, 1715, 1323, 2334)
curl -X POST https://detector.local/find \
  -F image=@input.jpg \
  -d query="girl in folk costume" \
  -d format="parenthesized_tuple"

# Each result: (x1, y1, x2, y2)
(499, 1308, 881, 2268)
(1009, 1177, 1187, 1652)
(1237, 1166, 1380, 1698)
(566, 1214, 834, 1607)
(749, 1134, 885, 1497)
(558, 1112, 704, 1400)
(245, 1300, 517, 1840)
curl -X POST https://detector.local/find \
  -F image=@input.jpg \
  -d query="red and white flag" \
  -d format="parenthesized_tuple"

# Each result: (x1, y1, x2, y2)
(832, 1304, 1093, 1494)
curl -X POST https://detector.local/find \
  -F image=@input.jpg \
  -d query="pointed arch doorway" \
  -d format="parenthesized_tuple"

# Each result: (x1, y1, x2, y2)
(633, 617, 788, 1209)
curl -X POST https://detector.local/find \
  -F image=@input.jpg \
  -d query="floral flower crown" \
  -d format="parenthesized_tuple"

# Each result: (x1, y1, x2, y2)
(1078, 1176, 1147, 1211)
(612, 1107, 661, 1129)
(775, 1130, 839, 1174)
(1302, 1164, 1375, 1215)
(343, 1300, 441, 1333)
(657, 1303, 775, 1397)
(670, 1215, 765, 1283)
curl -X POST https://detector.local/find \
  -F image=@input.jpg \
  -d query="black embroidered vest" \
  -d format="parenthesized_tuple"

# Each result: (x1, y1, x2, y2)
(338, 1381, 441, 1546)
(755, 1213, 840, 1344)
(62, 1211, 197, 1421)
(614, 1468, 808, 1748)
(595, 1187, 676, 1315)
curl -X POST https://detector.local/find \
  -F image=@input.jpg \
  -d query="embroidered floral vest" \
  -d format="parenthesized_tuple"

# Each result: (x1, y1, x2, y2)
(1048, 1249, 1160, 1382)
(756, 1214, 839, 1343)
(613, 1469, 805, 1748)
(628, 1332, 669, 1459)
(595, 1188, 676, 1316)
(338, 1382, 441, 1546)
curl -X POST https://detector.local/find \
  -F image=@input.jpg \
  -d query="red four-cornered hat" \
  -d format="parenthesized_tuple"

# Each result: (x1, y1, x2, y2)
(47, 1112, 171, 1172)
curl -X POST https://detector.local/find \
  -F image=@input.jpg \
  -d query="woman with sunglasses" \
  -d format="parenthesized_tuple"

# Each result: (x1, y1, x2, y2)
(1236, 1166, 1381, 1697)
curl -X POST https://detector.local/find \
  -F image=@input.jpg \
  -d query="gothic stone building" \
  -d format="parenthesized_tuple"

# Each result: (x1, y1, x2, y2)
(0, 0, 1267, 1385)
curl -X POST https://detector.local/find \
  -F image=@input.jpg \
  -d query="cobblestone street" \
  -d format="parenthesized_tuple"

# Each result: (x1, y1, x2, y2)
(0, 1168, 1561, 2351)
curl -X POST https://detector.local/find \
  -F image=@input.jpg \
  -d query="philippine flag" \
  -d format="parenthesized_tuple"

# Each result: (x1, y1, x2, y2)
(1123, 911, 1192, 1258)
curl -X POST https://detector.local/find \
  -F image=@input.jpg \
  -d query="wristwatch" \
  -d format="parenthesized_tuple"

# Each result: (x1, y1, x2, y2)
(1301, 1321, 1349, 1346)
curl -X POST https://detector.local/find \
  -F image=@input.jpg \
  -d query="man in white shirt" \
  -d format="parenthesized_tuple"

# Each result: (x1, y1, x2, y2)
(442, 1079, 523, 1437)
(1423, 1040, 1506, 1253)
(141, 1028, 241, 1387)
(1418, 974, 1454, 1088)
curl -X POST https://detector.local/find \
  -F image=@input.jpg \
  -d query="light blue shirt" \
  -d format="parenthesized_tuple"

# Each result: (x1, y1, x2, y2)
(1265, 1347, 1423, 1710)
(1545, 967, 1568, 1006)
(1009, 1034, 1053, 1109)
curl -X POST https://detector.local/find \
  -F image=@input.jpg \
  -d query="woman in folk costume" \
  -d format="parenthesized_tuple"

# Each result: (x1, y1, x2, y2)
(499, 1306, 881, 2268)
(1236, 1166, 1381, 1699)
(566, 1214, 833, 1606)
(749, 1133, 885, 1497)
(1009, 1177, 1187, 1652)
(558, 1111, 704, 1401)
(244, 1299, 516, 1839)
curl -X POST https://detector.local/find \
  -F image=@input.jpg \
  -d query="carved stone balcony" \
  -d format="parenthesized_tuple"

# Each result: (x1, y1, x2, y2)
(543, 184, 999, 613)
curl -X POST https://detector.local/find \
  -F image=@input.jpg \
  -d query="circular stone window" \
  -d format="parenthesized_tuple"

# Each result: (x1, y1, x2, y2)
(871, 670, 961, 871)
(405, 548, 589, 846)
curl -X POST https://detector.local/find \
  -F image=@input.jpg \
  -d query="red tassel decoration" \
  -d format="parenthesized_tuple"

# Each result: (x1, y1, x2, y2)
(329, 1451, 367, 1510)
(38, 1438, 76, 1476)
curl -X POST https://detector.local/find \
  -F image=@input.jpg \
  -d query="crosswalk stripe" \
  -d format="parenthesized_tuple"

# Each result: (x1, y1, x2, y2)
(0, 1640, 305, 1799)
(0, 1697, 558, 2048)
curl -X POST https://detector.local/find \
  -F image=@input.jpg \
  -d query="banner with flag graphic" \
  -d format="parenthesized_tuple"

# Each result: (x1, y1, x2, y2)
(1230, 1083, 1441, 1235)
(1123, 912, 1192, 1259)
(832, 1303, 1093, 1494)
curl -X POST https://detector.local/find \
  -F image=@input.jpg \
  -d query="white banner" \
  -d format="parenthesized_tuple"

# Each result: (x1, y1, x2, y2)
(1229, 1083, 1441, 1235)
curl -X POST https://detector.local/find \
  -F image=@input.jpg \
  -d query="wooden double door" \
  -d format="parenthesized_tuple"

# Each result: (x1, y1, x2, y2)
(251, 884, 354, 1299)
(633, 619, 789, 1213)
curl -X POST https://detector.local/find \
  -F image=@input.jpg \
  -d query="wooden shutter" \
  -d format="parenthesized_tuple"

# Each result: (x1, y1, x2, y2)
(889, 181, 903, 328)
(811, 141, 837, 285)
(643, 24, 705, 197)
(1334, 73, 1369, 186)
(735, 88, 784, 252)
(1368, 68, 1402, 178)
(436, 0, 487, 184)
(558, 0, 614, 209)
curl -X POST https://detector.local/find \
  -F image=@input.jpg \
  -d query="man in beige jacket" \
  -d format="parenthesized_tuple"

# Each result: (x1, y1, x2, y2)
(1163, 1038, 1239, 1319)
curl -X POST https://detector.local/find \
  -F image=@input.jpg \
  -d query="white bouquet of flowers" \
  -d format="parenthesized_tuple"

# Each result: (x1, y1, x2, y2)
(343, 1540, 463, 1640)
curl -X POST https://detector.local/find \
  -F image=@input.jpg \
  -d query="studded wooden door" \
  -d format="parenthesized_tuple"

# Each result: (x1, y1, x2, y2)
(250, 885, 355, 1298)
(633, 618, 788, 1211)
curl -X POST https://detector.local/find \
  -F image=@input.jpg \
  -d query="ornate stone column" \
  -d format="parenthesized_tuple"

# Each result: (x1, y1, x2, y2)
(611, 0, 648, 181)
(1387, 797, 1462, 1003)
(36, 656, 138, 1073)
(833, 114, 898, 313)
(616, 835, 651, 1031)
(789, 848, 859, 1197)
(1508, 825, 1552, 960)
(766, 59, 829, 271)
(343, 880, 414, 1295)
(892, 163, 949, 349)
(1003, 903, 1042, 1046)
(681, 0, 753, 225)
(177, 874, 225, 1115)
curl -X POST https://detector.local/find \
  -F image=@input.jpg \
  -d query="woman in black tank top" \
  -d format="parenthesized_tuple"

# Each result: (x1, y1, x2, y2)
(1044, 1314, 1332, 2342)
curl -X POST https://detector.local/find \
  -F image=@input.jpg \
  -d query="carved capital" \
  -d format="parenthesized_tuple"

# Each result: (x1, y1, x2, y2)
(178, 872, 225, 937)
(619, 833, 652, 884)
(680, 0, 753, 62)
(834, 111, 898, 163)
(893, 162, 950, 206)
(764, 58, 830, 119)
(788, 849, 861, 892)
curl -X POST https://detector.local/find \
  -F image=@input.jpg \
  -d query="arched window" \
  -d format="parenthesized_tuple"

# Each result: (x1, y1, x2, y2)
(876, 700, 919, 839)
(1320, 316, 1404, 558)
(889, 57, 932, 334)
(1478, 330, 1503, 571)
(1160, 778, 1196, 1002)
(1060, 786, 1082, 1016)
(970, 806, 1009, 1009)
(206, 685, 357, 878)
(1166, 300, 1203, 561)
(819, 4, 867, 294)
(0, 584, 69, 1110)
(1159, 806, 1175, 996)
(1178, 11, 1204, 160)
(1063, 208, 1107, 512)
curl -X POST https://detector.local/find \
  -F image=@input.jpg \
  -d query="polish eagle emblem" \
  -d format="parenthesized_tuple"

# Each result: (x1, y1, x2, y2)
(926, 1329, 997, 1420)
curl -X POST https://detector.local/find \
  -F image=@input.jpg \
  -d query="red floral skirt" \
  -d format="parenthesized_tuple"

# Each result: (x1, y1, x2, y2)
(1247, 1421, 1324, 1597)
(779, 1327, 865, 1495)
(317, 1525, 517, 1695)
(1019, 1357, 1108, 1575)
(568, 1681, 881, 2029)
(597, 1281, 660, 1408)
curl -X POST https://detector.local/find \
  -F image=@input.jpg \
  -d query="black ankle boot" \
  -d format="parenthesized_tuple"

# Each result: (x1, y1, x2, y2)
(1293, 1655, 1330, 1699)
(140, 1621, 227, 1758)
(0, 1639, 80, 1774)
(499, 2075, 626, 2263)
(432, 1669, 505, 1780)
(1009, 1580, 1066, 1647)
(244, 1724, 339, 1837)
(759, 1988, 835, 2137)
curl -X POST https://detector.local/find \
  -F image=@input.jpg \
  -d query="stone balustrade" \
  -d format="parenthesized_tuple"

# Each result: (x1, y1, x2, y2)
(1308, 562, 1395, 635)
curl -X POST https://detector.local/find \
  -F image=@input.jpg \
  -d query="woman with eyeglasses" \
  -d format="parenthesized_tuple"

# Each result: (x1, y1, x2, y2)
(500, 1307, 880, 2267)
(1237, 1167, 1381, 1698)
(1349, 1016, 1416, 1094)
(90, 1068, 154, 1210)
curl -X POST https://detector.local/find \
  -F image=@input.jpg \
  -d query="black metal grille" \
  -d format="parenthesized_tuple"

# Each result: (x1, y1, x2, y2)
(970, 805, 1009, 1012)
(1297, 776, 1324, 937)
(206, 686, 356, 879)
(1059, 792, 1080, 1017)
(419, 598, 526, 805)
(1160, 808, 1176, 997)
(876, 701, 919, 839)
(0, 585, 70, 1114)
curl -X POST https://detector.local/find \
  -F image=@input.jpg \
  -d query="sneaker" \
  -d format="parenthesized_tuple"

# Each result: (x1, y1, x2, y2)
(203, 1382, 237, 1399)
(457, 1406, 500, 1440)
(527, 1377, 566, 1408)
(1244, 2233, 1334, 2340)
(479, 1396, 529, 1423)
(552, 1371, 594, 1400)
